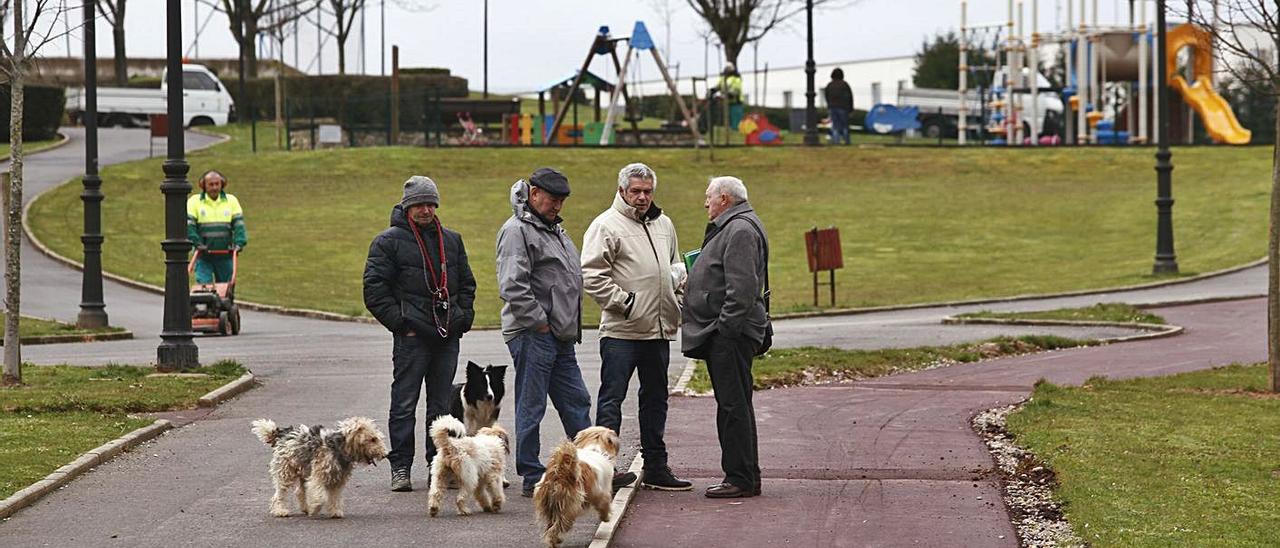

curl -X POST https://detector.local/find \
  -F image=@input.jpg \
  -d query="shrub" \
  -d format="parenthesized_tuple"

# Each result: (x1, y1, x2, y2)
(228, 72, 469, 126)
(0, 84, 66, 142)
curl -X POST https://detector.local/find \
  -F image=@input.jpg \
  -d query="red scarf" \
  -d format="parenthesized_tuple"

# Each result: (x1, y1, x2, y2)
(408, 218, 450, 338)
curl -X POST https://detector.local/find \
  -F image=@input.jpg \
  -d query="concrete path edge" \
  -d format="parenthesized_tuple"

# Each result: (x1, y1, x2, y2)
(3, 329, 133, 346)
(197, 373, 257, 407)
(0, 131, 73, 164)
(941, 317, 1185, 344)
(0, 369, 257, 520)
(0, 419, 172, 520)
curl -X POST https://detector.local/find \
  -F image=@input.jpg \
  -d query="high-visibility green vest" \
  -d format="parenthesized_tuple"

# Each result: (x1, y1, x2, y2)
(187, 192, 247, 250)
(719, 74, 743, 104)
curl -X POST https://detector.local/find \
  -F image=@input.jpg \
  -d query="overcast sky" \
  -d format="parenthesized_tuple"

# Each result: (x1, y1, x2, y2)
(42, 0, 1141, 92)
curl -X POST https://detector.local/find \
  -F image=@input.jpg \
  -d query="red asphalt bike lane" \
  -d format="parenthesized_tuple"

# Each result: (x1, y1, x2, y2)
(611, 297, 1266, 547)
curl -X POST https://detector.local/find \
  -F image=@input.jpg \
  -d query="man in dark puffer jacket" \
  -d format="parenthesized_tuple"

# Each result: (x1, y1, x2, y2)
(363, 176, 477, 493)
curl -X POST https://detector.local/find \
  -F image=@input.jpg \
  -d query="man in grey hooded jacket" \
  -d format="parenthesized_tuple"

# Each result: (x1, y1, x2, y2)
(496, 167, 593, 497)
(681, 176, 769, 499)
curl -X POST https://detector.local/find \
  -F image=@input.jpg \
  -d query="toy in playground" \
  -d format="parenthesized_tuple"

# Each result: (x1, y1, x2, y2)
(738, 112, 783, 145)
(864, 104, 921, 135)
(457, 112, 485, 145)
(961, 0, 1248, 146)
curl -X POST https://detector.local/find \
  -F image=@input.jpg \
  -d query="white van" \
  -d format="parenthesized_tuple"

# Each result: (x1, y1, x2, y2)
(66, 64, 236, 128)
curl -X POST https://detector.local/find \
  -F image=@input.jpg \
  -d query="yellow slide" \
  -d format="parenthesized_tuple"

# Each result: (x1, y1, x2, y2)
(1166, 24, 1252, 145)
(1172, 77, 1252, 144)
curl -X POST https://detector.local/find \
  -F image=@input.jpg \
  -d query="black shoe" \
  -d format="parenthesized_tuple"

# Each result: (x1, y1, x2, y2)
(611, 471, 638, 492)
(390, 468, 412, 492)
(521, 485, 535, 498)
(705, 482, 754, 499)
(640, 468, 693, 491)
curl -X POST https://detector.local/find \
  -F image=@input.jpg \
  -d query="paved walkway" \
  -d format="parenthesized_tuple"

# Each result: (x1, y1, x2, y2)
(0, 128, 1269, 546)
(612, 297, 1267, 546)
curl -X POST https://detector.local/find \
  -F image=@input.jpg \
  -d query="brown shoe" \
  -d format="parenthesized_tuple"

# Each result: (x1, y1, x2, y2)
(705, 482, 754, 499)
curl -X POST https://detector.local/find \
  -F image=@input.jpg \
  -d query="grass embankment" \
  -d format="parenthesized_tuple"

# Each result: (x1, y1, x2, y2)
(956, 303, 1166, 325)
(0, 361, 246, 499)
(685, 335, 1090, 393)
(1, 138, 61, 158)
(0, 311, 126, 343)
(27, 123, 1270, 324)
(1007, 364, 1280, 546)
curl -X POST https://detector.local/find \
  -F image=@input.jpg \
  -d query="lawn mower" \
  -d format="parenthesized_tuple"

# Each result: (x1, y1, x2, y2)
(188, 248, 241, 336)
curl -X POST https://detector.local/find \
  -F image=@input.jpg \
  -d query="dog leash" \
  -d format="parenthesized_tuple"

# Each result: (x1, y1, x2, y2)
(409, 218, 451, 338)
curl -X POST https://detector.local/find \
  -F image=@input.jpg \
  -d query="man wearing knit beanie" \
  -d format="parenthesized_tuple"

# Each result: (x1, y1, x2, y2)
(364, 175, 477, 493)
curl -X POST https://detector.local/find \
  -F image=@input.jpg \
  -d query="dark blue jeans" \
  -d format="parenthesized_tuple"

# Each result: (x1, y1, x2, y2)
(705, 334, 761, 492)
(829, 108, 850, 144)
(388, 333, 460, 470)
(507, 331, 592, 490)
(596, 338, 669, 472)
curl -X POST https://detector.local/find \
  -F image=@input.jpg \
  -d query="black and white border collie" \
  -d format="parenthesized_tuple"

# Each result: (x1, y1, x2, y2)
(449, 361, 507, 435)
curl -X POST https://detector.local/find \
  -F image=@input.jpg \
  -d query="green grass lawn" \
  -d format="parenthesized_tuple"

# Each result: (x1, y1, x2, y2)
(0, 311, 126, 342)
(27, 123, 1271, 324)
(0, 361, 246, 499)
(1, 138, 61, 158)
(685, 335, 1091, 393)
(956, 303, 1166, 325)
(1006, 364, 1280, 546)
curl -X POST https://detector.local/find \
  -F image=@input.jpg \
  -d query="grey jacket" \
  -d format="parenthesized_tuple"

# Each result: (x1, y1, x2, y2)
(681, 201, 769, 354)
(496, 180, 583, 343)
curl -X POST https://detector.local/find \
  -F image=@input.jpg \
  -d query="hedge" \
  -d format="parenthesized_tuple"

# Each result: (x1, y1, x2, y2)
(229, 73, 468, 124)
(0, 84, 66, 142)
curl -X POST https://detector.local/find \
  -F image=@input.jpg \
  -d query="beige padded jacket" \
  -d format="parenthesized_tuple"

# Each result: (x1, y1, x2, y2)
(582, 193, 683, 341)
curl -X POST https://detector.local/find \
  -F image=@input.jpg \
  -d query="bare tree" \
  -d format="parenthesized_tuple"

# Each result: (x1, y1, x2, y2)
(319, 0, 365, 75)
(683, 0, 839, 67)
(0, 0, 75, 385)
(96, 0, 126, 85)
(216, 0, 310, 77)
(1187, 1, 1280, 391)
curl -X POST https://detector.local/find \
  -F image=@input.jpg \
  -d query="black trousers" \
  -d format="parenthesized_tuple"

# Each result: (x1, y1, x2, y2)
(595, 337, 670, 472)
(388, 333, 460, 470)
(704, 334, 761, 491)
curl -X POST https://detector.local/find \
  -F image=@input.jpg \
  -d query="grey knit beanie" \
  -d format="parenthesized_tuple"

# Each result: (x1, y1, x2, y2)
(401, 176, 440, 207)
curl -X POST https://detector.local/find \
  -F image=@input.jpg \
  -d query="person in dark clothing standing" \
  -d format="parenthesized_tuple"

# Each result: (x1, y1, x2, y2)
(681, 176, 770, 499)
(363, 176, 477, 492)
(824, 68, 854, 145)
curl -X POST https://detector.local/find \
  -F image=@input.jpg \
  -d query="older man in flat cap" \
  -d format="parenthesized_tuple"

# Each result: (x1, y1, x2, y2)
(364, 175, 477, 492)
(496, 167, 598, 497)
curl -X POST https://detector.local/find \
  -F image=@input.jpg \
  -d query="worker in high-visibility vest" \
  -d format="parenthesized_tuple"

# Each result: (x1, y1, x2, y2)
(714, 63, 745, 131)
(187, 170, 248, 284)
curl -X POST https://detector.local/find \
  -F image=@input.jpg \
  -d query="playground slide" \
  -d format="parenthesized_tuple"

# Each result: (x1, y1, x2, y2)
(1172, 77, 1252, 145)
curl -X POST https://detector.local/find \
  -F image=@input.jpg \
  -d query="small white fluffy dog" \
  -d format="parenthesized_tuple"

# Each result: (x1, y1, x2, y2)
(533, 426, 619, 548)
(250, 417, 388, 518)
(427, 415, 510, 517)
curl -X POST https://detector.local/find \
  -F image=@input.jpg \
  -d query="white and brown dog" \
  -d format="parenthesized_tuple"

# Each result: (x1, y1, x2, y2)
(533, 426, 620, 548)
(250, 417, 388, 518)
(426, 415, 510, 517)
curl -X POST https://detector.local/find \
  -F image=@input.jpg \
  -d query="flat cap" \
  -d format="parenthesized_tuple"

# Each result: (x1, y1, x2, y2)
(529, 167, 570, 197)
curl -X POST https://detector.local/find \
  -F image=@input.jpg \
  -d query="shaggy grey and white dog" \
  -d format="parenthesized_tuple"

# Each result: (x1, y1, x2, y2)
(251, 417, 388, 518)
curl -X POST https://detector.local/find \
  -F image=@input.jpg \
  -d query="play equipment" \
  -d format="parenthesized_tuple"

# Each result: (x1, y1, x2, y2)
(1165, 23, 1250, 144)
(738, 112, 783, 145)
(958, 0, 1249, 146)
(596, 22, 702, 146)
(188, 249, 241, 336)
(864, 104, 921, 135)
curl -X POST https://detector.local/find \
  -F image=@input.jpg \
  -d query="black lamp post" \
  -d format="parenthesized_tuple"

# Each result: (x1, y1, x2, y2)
(77, 0, 108, 329)
(483, 0, 488, 98)
(1152, 0, 1178, 274)
(158, 0, 198, 370)
(803, 0, 819, 146)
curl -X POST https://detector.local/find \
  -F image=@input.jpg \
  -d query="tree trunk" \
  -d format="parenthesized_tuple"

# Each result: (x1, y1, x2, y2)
(245, 16, 260, 78)
(1269, 97, 1280, 392)
(3, 75, 24, 386)
(113, 25, 128, 86)
(337, 41, 346, 75)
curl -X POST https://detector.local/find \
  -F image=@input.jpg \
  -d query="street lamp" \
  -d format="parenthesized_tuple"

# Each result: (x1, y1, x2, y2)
(1152, 0, 1178, 274)
(483, 0, 488, 99)
(158, 0, 198, 370)
(77, 0, 108, 329)
(803, 0, 819, 146)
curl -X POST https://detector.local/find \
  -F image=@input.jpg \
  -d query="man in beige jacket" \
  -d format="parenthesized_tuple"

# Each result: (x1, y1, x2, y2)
(582, 163, 693, 491)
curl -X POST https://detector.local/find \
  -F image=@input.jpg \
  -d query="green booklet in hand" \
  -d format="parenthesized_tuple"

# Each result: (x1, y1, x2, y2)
(683, 248, 701, 271)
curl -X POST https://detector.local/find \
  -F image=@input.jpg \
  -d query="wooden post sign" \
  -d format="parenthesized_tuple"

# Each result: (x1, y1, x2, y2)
(805, 226, 843, 306)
